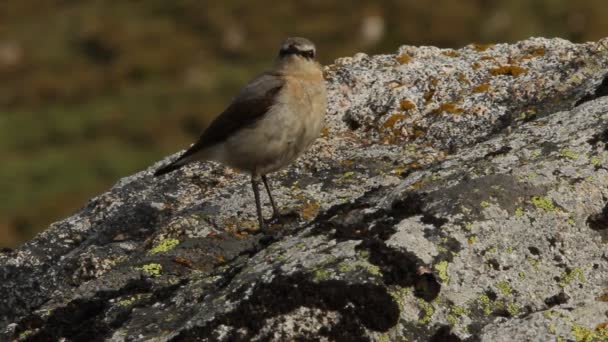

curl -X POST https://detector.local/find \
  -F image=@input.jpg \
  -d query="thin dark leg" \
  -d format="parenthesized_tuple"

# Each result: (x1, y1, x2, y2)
(251, 176, 265, 229)
(261, 174, 279, 219)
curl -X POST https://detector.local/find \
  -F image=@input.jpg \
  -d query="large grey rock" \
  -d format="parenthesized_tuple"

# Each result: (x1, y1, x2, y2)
(2, 37, 608, 341)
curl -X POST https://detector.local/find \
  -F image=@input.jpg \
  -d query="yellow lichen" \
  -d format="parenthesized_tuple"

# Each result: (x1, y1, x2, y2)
(434, 261, 450, 284)
(417, 299, 435, 324)
(559, 268, 585, 287)
(531, 196, 556, 211)
(139, 263, 162, 276)
(560, 149, 579, 160)
(496, 281, 513, 296)
(490, 65, 528, 77)
(149, 238, 180, 255)
(515, 207, 524, 217)
(572, 323, 608, 342)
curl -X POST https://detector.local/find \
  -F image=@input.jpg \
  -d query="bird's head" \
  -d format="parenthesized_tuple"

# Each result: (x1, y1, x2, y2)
(278, 37, 317, 61)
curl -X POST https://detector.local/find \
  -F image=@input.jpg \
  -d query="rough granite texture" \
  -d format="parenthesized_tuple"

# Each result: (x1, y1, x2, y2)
(2, 37, 608, 342)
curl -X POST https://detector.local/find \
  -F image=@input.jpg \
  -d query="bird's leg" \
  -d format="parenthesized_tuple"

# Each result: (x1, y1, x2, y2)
(251, 176, 265, 230)
(261, 174, 280, 220)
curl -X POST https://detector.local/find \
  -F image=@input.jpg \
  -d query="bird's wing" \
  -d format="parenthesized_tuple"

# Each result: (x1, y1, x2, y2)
(155, 72, 285, 176)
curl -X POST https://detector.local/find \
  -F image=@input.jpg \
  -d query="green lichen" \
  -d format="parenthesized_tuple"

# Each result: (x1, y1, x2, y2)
(515, 207, 524, 217)
(434, 261, 450, 284)
(478, 294, 493, 315)
(527, 257, 540, 269)
(118, 296, 138, 307)
(463, 222, 473, 231)
(417, 299, 435, 324)
(342, 171, 355, 179)
(451, 305, 469, 317)
(19, 330, 33, 339)
(560, 149, 579, 160)
(518, 272, 526, 280)
(447, 314, 458, 326)
(338, 260, 382, 277)
(572, 323, 608, 342)
(480, 201, 491, 208)
(591, 156, 602, 166)
(467, 235, 477, 245)
(496, 281, 513, 296)
(559, 268, 585, 287)
(568, 218, 576, 226)
(149, 238, 180, 254)
(531, 196, 556, 211)
(389, 286, 410, 312)
(507, 302, 520, 316)
(486, 246, 497, 254)
(506, 246, 514, 254)
(138, 263, 162, 276)
(313, 268, 331, 281)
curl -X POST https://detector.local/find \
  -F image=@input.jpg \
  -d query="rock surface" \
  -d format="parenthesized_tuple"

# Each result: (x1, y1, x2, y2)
(2, 37, 608, 341)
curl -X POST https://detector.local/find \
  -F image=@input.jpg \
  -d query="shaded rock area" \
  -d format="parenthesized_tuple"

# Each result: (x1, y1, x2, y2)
(2, 37, 608, 341)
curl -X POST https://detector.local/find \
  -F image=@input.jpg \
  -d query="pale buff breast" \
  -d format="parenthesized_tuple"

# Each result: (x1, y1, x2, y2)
(218, 67, 326, 175)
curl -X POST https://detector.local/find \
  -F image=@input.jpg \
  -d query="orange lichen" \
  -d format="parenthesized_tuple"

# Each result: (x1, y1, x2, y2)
(457, 73, 471, 84)
(442, 50, 461, 57)
(598, 292, 608, 302)
(301, 200, 320, 220)
(472, 43, 495, 52)
(480, 56, 495, 61)
(521, 47, 546, 60)
(424, 89, 435, 103)
(473, 84, 490, 93)
(490, 65, 528, 77)
(400, 99, 416, 111)
(320, 126, 330, 138)
(382, 114, 407, 131)
(396, 53, 412, 64)
(340, 160, 354, 166)
(432, 103, 464, 115)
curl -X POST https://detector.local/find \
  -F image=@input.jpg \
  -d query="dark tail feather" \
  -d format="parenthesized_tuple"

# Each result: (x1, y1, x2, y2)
(154, 161, 184, 177)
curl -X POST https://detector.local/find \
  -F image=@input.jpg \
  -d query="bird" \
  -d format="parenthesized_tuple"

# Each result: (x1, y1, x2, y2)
(154, 37, 327, 230)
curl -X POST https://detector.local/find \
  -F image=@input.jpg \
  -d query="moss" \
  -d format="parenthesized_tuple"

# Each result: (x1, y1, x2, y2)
(396, 53, 412, 64)
(417, 299, 435, 324)
(434, 261, 450, 284)
(515, 207, 524, 217)
(490, 65, 528, 77)
(473, 84, 490, 93)
(559, 267, 585, 287)
(496, 281, 513, 296)
(572, 323, 608, 342)
(149, 238, 180, 254)
(400, 99, 416, 111)
(531, 196, 556, 211)
(560, 149, 579, 160)
(138, 263, 162, 276)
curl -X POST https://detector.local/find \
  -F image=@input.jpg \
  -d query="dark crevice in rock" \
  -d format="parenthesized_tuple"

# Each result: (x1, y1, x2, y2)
(484, 145, 512, 159)
(356, 239, 440, 302)
(575, 73, 608, 106)
(544, 291, 570, 307)
(587, 201, 608, 242)
(587, 127, 608, 150)
(429, 325, 463, 342)
(174, 272, 399, 342)
(13, 278, 184, 341)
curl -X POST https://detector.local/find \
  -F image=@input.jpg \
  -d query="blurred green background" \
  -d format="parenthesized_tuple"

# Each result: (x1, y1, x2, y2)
(1, 0, 606, 247)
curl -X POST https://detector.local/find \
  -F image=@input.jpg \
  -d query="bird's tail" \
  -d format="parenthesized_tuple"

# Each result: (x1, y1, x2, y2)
(154, 159, 186, 177)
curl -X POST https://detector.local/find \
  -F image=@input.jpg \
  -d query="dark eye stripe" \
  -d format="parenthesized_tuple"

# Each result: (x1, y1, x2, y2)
(279, 46, 315, 59)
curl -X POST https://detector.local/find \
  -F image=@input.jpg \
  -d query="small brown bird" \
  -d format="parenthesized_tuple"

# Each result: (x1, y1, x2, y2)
(154, 37, 327, 229)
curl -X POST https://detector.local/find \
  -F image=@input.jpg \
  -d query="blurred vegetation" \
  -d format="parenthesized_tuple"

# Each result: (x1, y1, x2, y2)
(0, 0, 606, 247)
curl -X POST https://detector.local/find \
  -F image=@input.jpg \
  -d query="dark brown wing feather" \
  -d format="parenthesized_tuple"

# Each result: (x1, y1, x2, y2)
(154, 72, 284, 176)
